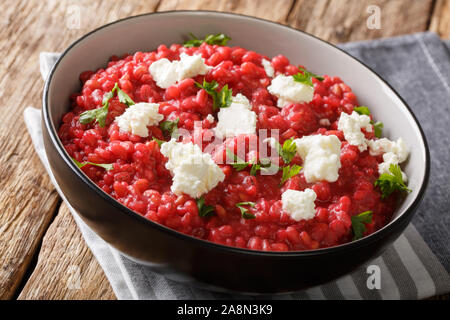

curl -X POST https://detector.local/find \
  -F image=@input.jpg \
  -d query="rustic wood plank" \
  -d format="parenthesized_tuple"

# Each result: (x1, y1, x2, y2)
(157, 0, 435, 43)
(287, 0, 434, 43)
(5, 0, 292, 300)
(0, 156, 59, 300)
(157, 0, 294, 22)
(0, 0, 158, 300)
(429, 0, 450, 39)
(18, 203, 116, 300)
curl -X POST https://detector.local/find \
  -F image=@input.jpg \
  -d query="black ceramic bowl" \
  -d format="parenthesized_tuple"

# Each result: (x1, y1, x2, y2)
(42, 11, 429, 294)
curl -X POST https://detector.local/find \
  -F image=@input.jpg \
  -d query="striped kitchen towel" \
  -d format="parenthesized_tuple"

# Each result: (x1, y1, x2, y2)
(26, 32, 450, 300)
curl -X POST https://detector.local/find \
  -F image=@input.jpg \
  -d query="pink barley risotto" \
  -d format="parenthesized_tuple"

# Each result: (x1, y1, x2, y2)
(58, 34, 411, 251)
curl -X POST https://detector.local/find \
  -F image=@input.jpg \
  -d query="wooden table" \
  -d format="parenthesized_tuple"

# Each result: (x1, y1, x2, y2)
(0, 0, 448, 300)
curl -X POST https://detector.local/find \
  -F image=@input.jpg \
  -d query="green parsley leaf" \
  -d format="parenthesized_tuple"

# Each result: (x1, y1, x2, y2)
(183, 33, 203, 47)
(160, 118, 180, 138)
(217, 84, 233, 109)
(79, 107, 104, 125)
(116, 87, 135, 106)
(184, 33, 231, 47)
(72, 158, 85, 168)
(197, 196, 215, 218)
(236, 202, 256, 219)
(96, 105, 110, 128)
(204, 33, 232, 46)
(280, 164, 302, 185)
(196, 80, 233, 111)
(299, 66, 324, 81)
(225, 149, 273, 175)
(72, 158, 114, 171)
(351, 211, 373, 240)
(195, 79, 219, 92)
(292, 71, 313, 87)
(102, 88, 115, 105)
(354, 106, 371, 116)
(152, 137, 165, 147)
(226, 148, 249, 171)
(249, 158, 271, 176)
(292, 67, 324, 87)
(374, 164, 411, 199)
(280, 138, 297, 164)
(79, 82, 135, 127)
(269, 138, 297, 164)
(249, 163, 259, 176)
(373, 121, 383, 138)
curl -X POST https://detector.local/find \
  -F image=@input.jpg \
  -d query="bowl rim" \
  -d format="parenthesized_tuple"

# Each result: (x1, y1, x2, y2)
(42, 10, 430, 258)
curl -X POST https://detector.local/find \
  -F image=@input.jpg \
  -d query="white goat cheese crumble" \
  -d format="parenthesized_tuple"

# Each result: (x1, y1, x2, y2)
(337, 111, 373, 151)
(295, 134, 342, 183)
(160, 139, 225, 198)
(281, 188, 317, 221)
(368, 137, 409, 181)
(368, 137, 409, 162)
(214, 94, 257, 138)
(149, 53, 211, 89)
(337, 111, 409, 181)
(267, 74, 314, 107)
(115, 103, 163, 137)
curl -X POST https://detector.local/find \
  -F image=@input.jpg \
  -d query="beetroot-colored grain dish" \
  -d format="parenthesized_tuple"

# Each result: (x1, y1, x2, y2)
(58, 33, 411, 252)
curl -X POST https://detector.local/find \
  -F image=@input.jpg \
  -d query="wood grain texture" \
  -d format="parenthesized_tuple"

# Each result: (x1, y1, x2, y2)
(0, 0, 158, 300)
(17, 203, 116, 300)
(157, 0, 294, 23)
(0, 0, 447, 300)
(288, 0, 434, 43)
(430, 0, 450, 39)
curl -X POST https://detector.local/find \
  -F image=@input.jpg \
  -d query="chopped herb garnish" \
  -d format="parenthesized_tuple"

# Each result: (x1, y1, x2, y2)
(116, 86, 135, 107)
(226, 149, 274, 175)
(374, 164, 411, 199)
(373, 121, 383, 138)
(353, 106, 384, 138)
(300, 67, 324, 81)
(197, 196, 215, 218)
(280, 164, 302, 185)
(249, 163, 259, 176)
(354, 106, 371, 116)
(236, 202, 256, 219)
(217, 84, 233, 109)
(72, 158, 114, 171)
(79, 104, 109, 128)
(351, 211, 373, 240)
(102, 89, 115, 105)
(226, 148, 249, 171)
(354, 107, 407, 198)
(269, 137, 297, 164)
(249, 158, 272, 176)
(79, 82, 135, 127)
(196, 80, 233, 111)
(184, 33, 231, 47)
(292, 67, 323, 87)
(196, 79, 219, 92)
(160, 118, 179, 138)
(279, 138, 297, 164)
(152, 137, 165, 147)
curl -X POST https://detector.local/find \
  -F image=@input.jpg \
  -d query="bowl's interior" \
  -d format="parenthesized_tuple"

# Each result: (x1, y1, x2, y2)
(47, 11, 427, 228)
